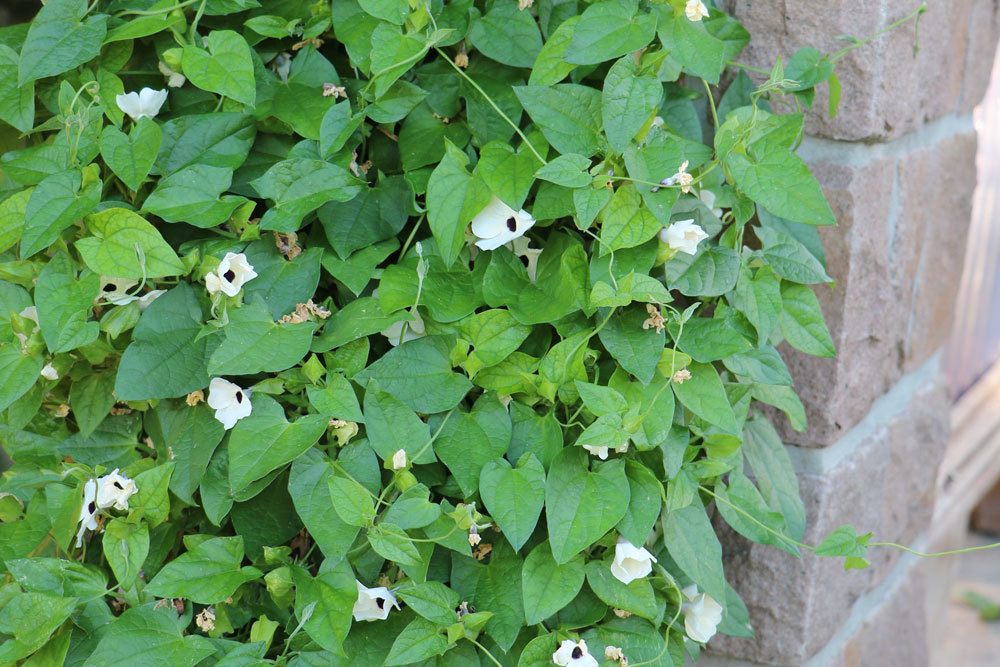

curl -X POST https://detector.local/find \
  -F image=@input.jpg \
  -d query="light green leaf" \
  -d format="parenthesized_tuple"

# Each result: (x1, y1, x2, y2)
(670, 245, 740, 297)
(18, 0, 107, 86)
(21, 168, 101, 258)
(672, 362, 738, 433)
(0, 45, 33, 132)
(0, 592, 78, 662)
(522, 541, 585, 624)
(599, 185, 661, 254)
(291, 560, 357, 657)
(476, 141, 540, 210)
(514, 84, 604, 157)
(616, 460, 663, 546)
(779, 282, 835, 357)
(288, 450, 361, 561)
(535, 153, 592, 188)
(142, 164, 246, 228)
(566, 0, 657, 66)
(427, 140, 490, 267)
(156, 112, 256, 176)
(468, 2, 543, 68)
(585, 560, 657, 620)
(385, 617, 449, 666)
(363, 384, 433, 464)
(146, 535, 262, 604)
(662, 502, 726, 602)
(77, 207, 186, 279)
(545, 447, 630, 563)
(529, 16, 579, 86)
(399, 581, 460, 625)
(83, 606, 214, 667)
(103, 519, 149, 589)
(100, 118, 161, 191)
(34, 251, 100, 353)
(252, 158, 364, 232)
(208, 300, 315, 374)
(479, 454, 545, 551)
(602, 55, 662, 152)
(598, 305, 665, 385)
(743, 418, 806, 540)
(182, 30, 256, 106)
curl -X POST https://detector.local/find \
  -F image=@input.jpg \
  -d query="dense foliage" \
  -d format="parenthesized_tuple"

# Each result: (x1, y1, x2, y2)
(0, 0, 870, 664)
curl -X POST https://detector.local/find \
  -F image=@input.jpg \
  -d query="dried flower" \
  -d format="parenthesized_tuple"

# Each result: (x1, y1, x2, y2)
(195, 607, 216, 632)
(186, 390, 205, 406)
(642, 304, 666, 334)
(685, 0, 710, 22)
(671, 368, 692, 384)
(274, 231, 302, 260)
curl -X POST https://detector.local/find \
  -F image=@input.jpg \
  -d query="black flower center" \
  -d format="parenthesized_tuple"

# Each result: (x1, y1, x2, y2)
(519, 254, 530, 268)
(506, 216, 517, 232)
(572, 646, 583, 659)
(113, 480, 123, 490)
(103, 283, 117, 292)
(87, 501, 96, 513)
(235, 391, 243, 403)
(375, 597, 385, 609)
(223, 269, 236, 282)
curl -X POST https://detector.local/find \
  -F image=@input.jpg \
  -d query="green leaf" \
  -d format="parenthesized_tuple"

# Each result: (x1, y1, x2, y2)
(598, 305, 665, 385)
(662, 502, 725, 602)
(102, 519, 149, 589)
(146, 535, 262, 603)
(757, 225, 832, 284)
(329, 473, 376, 527)
(732, 265, 782, 343)
(545, 447, 630, 563)
(722, 345, 792, 385)
(779, 282, 835, 357)
(182, 30, 256, 106)
(616, 460, 663, 546)
(318, 175, 411, 259)
(727, 142, 835, 227)
(144, 401, 225, 504)
(601, 55, 662, 152)
(670, 245, 740, 297)
(460, 308, 532, 371)
(129, 462, 175, 526)
(307, 374, 364, 423)
(0, 45, 33, 132)
(34, 251, 100, 353)
(715, 473, 797, 554)
(658, 10, 726, 83)
(514, 84, 604, 157)
(743, 418, 806, 540)
(468, 2, 543, 68)
(18, 0, 107, 86)
(369, 24, 431, 98)
(399, 581, 460, 625)
(115, 284, 217, 400)
(77, 207, 186, 279)
(228, 395, 329, 492)
(529, 16, 579, 86)
(367, 523, 422, 567)
(427, 141, 490, 267)
(599, 185, 661, 254)
(68, 371, 116, 438)
(252, 158, 364, 232)
(321, 101, 364, 157)
(385, 617, 449, 666)
(291, 560, 357, 657)
(363, 384, 432, 464)
(100, 118, 161, 191)
(522, 541, 585, 624)
(479, 454, 546, 551)
(355, 335, 472, 414)
(21, 168, 101, 258)
(0, 592, 78, 662)
(476, 141, 540, 210)
(575, 382, 628, 417)
(83, 606, 214, 667)
(156, 113, 256, 176)
(0, 188, 30, 253)
(585, 560, 657, 620)
(566, 0, 657, 65)
(670, 317, 753, 363)
(359, 0, 409, 24)
(434, 395, 511, 496)
(672, 362, 738, 433)
(208, 300, 314, 374)
(142, 164, 246, 228)
(535, 153, 592, 188)
(288, 450, 361, 561)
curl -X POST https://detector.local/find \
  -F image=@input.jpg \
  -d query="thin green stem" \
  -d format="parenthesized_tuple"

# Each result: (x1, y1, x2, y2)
(830, 3, 927, 63)
(188, 0, 208, 44)
(434, 46, 546, 165)
(411, 408, 456, 462)
(700, 485, 811, 551)
(116, 0, 202, 17)
(868, 541, 1000, 559)
(702, 78, 719, 129)
(470, 638, 504, 667)
(398, 213, 426, 259)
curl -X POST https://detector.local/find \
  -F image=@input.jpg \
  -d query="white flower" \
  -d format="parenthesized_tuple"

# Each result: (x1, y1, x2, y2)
(380, 310, 425, 346)
(207, 378, 252, 430)
(157, 61, 186, 88)
(353, 581, 400, 621)
(511, 236, 542, 282)
(681, 584, 724, 643)
(40, 363, 59, 381)
(391, 449, 407, 470)
(95, 468, 138, 512)
(685, 0, 710, 21)
(137, 290, 166, 311)
(659, 219, 708, 255)
(115, 87, 168, 121)
(76, 479, 99, 547)
(699, 189, 723, 218)
(582, 442, 629, 460)
(205, 252, 257, 297)
(98, 277, 139, 306)
(610, 537, 657, 585)
(471, 196, 536, 251)
(552, 639, 598, 667)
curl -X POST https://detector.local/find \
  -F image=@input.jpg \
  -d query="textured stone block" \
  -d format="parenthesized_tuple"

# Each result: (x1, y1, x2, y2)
(725, 0, 987, 141)
(708, 363, 949, 664)
(774, 125, 976, 446)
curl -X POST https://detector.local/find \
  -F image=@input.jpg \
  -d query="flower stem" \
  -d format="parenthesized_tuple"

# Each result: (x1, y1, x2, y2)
(469, 638, 504, 667)
(702, 78, 719, 129)
(434, 46, 547, 165)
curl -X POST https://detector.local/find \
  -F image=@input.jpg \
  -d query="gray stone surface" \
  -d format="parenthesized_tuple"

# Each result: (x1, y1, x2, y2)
(709, 361, 950, 664)
(725, 0, 999, 142)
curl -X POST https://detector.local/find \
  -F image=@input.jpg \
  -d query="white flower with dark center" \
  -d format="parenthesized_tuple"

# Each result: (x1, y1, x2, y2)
(511, 236, 542, 282)
(76, 479, 99, 547)
(98, 277, 139, 306)
(582, 442, 629, 460)
(470, 196, 536, 251)
(610, 536, 657, 584)
(659, 220, 708, 256)
(116, 88, 168, 121)
(95, 468, 138, 512)
(552, 639, 598, 667)
(391, 449, 407, 470)
(685, 0, 710, 22)
(40, 363, 59, 381)
(681, 584, 723, 643)
(205, 253, 257, 297)
(158, 61, 186, 87)
(699, 189, 723, 218)
(207, 378, 252, 430)
(380, 310, 426, 346)
(353, 581, 400, 621)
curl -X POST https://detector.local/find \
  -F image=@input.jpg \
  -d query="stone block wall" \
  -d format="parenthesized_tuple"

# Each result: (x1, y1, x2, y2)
(706, 1, 1000, 665)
